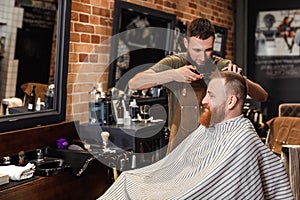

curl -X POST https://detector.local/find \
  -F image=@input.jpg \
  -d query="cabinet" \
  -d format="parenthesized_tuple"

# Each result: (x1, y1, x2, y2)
(80, 121, 168, 169)
(0, 160, 111, 200)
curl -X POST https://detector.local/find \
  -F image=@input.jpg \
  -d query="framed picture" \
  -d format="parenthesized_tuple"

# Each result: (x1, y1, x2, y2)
(108, 0, 176, 89)
(236, 0, 300, 121)
(213, 25, 228, 58)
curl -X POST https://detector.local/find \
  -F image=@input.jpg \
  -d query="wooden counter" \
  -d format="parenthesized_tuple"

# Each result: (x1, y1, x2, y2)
(0, 121, 112, 200)
(0, 159, 111, 200)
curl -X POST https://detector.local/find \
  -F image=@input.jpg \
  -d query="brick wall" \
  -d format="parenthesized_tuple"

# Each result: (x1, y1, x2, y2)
(67, 0, 234, 123)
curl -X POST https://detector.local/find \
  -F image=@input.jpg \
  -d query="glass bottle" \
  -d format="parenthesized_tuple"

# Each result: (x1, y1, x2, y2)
(116, 96, 124, 125)
(97, 83, 105, 125)
(124, 111, 131, 126)
(129, 99, 139, 121)
(89, 86, 102, 124)
(104, 90, 114, 125)
(44, 84, 55, 109)
(27, 85, 36, 111)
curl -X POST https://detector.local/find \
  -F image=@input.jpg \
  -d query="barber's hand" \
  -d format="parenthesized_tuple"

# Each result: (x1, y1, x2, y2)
(222, 63, 243, 76)
(175, 65, 202, 83)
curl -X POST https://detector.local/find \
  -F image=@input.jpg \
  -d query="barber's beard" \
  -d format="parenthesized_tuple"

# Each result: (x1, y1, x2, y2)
(199, 104, 211, 127)
(186, 52, 197, 66)
(186, 52, 207, 67)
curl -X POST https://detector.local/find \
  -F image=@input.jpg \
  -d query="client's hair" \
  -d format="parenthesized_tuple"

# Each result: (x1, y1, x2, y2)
(210, 71, 247, 106)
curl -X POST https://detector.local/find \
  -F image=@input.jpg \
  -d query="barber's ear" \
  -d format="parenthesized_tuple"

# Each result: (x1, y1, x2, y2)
(228, 95, 237, 109)
(183, 37, 188, 49)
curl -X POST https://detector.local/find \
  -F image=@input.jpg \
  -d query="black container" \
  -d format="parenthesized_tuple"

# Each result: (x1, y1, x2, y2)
(44, 94, 53, 109)
(104, 94, 114, 125)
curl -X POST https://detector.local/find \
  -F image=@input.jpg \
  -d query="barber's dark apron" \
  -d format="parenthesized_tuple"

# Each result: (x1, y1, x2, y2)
(166, 81, 207, 154)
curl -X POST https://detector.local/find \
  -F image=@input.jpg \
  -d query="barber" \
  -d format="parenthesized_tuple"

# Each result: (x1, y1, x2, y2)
(128, 18, 268, 153)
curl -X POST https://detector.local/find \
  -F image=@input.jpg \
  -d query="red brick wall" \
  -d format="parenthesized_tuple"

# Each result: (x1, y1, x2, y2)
(67, 0, 234, 122)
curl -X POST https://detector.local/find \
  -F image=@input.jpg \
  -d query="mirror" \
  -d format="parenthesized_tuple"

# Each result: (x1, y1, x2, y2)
(0, 0, 71, 133)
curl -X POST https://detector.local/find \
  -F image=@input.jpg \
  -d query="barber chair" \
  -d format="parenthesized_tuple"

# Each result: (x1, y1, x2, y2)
(21, 82, 48, 105)
(266, 103, 300, 200)
(266, 116, 300, 155)
(279, 103, 300, 117)
(266, 103, 300, 154)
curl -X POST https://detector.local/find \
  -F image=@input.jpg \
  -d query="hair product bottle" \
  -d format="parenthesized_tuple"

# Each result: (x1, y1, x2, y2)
(27, 85, 36, 111)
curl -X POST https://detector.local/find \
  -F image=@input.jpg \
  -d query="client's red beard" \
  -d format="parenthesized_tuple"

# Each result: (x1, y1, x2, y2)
(199, 104, 211, 127)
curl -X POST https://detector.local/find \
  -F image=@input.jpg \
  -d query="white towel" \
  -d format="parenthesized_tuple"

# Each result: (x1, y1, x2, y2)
(1, 97, 23, 115)
(0, 163, 35, 181)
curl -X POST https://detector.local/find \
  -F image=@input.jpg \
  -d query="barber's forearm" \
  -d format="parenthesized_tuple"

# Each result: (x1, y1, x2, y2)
(245, 77, 269, 102)
(128, 77, 158, 90)
(128, 70, 176, 90)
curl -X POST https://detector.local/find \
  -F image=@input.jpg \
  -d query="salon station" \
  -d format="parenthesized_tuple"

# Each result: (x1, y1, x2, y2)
(0, 0, 300, 199)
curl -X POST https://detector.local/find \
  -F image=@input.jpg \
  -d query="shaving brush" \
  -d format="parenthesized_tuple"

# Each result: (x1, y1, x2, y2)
(101, 131, 110, 149)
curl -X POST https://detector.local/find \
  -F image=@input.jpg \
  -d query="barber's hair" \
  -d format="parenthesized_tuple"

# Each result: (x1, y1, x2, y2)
(211, 71, 247, 105)
(187, 18, 215, 39)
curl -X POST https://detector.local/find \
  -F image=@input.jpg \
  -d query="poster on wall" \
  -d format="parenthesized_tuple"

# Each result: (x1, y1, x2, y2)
(255, 9, 300, 79)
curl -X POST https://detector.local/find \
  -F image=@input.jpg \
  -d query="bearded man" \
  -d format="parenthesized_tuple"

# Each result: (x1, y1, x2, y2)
(99, 71, 292, 200)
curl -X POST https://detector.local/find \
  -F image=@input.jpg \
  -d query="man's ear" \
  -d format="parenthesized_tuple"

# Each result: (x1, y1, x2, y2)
(228, 95, 238, 109)
(183, 37, 188, 49)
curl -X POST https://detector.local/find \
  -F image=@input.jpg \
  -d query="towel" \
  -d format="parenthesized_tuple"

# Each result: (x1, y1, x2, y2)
(1, 97, 23, 115)
(0, 163, 35, 181)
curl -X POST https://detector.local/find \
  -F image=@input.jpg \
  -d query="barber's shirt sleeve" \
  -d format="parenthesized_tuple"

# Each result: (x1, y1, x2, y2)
(150, 54, 185, 72)
(212, 55, 231, 70)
